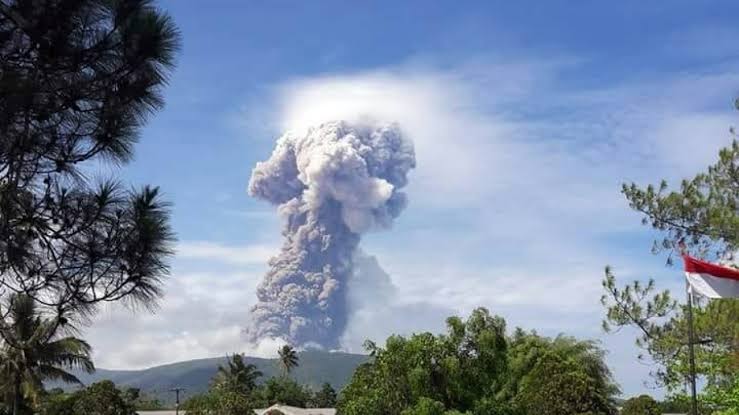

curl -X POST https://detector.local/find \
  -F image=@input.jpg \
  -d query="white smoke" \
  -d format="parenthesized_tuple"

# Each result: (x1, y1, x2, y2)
(340, 251, 456, 351)
(246, 121, 415, 348)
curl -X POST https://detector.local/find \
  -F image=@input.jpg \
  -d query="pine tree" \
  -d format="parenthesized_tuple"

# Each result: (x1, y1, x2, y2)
(0, 0, 180, 320)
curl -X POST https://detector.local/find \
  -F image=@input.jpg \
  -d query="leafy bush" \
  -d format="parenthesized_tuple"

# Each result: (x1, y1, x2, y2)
(621, 395, 661, 415)
(401, 397, 447, 415)
(703, 376, 739, 415)
(337, 308, 619, 415)
(71, 381, 137, 415)
(38, 381, 137, 415)
(251, 377, 312, 408)
(182, 389, 253, 415)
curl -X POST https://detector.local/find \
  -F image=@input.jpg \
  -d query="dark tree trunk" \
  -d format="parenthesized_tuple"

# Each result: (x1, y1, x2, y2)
(12, 373, 20, 415)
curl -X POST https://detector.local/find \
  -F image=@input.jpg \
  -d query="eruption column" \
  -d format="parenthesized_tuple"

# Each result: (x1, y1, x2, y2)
(246, 121, 415, 348)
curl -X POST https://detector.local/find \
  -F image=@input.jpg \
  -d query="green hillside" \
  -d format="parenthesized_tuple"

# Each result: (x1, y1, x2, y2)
(64, 350, 369, 406)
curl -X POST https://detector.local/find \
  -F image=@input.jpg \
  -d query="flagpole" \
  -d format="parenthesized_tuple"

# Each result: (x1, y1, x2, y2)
(685, 280, 699, 415)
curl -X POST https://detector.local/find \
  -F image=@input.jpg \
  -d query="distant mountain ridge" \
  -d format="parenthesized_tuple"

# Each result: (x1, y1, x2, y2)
(63, 350, 369, 406)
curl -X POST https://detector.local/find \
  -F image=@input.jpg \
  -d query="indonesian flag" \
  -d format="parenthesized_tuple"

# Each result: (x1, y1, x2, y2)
(683, 254, 739, 298)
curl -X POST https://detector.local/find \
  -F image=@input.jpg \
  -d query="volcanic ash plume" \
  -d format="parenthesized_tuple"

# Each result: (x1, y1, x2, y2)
(246, 121, 415, 348)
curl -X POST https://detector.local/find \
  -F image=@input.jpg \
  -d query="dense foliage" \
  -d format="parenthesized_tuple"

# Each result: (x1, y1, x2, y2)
(702, 375, 739, 415)
(37, 381, 138, 415)
(68, 381, 137, 415)
(119, 387, 164, 411)
(620, 395, 661, 415)
(337, 308, 619, 415)
(183, 351, 339, 414)
(251, 376, 312, 408)
(657, 395, 695, 414)
(504, 330, 619, 415)
(182, 388, 253, 415)
(184, 375, 335, 413)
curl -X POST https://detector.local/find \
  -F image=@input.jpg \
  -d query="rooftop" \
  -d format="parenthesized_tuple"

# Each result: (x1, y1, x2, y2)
(253, 404, 336, 415)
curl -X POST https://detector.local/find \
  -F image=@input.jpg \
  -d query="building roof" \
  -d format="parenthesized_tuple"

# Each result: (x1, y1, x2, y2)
(253, 404, 336, 415)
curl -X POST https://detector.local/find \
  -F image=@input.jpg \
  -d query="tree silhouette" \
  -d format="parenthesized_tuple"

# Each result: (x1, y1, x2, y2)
(212, 353, 263, 395)
(0, 0, 180, 321)
(277, 345, 299, 376)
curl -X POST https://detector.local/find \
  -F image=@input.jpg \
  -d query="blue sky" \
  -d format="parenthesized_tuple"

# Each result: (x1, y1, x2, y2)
(86, 0, 739, 398)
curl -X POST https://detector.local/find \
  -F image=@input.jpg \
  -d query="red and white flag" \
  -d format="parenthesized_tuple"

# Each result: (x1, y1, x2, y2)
(683, 254, 739, 298)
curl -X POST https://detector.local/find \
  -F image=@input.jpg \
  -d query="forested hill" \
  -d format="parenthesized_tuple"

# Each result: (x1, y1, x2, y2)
(64, 350, 369, 406)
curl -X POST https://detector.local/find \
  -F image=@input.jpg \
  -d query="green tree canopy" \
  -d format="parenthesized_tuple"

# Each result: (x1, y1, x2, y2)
(504, 331, 619, 415)
(37, 388, 75, 415)
(70, 381, 137, 415)
(38, 382, 153, 415)
(182, 388, 253, 415)
(251, 376, 311, 408)
(339, 308, 509, 415)
(184, 358, 311, 414)
(337, 308, 618, 415)
(400, 397, 447, 415)
(620, 395, 662, 415)
(181, 393, 213, 415)
(702, 374, 739, 415)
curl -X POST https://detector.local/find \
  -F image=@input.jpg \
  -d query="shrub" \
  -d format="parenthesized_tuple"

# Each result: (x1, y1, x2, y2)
(621, 395, 661, 415)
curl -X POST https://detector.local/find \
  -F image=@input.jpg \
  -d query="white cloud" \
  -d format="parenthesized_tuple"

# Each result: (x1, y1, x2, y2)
(270, 65, 739, 232)
(177, 241, 278, 266)
(647, 111, 736, 173)
(273, 67, 526, 208)
(87, 268, 260, 369)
